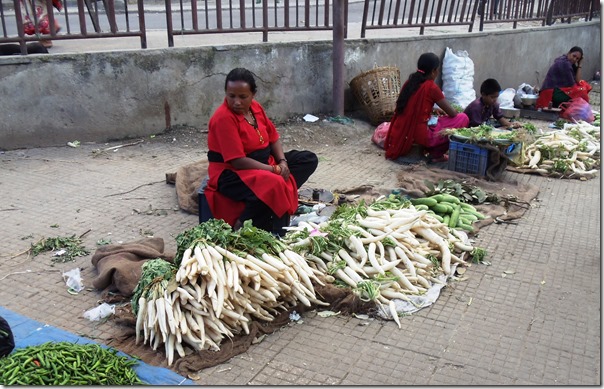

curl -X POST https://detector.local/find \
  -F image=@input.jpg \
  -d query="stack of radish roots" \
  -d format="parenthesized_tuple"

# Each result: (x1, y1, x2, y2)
(132, 194, 480, 365)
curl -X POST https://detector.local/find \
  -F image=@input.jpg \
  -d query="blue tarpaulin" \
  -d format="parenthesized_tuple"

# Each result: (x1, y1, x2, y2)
(0, 306, 195, 385)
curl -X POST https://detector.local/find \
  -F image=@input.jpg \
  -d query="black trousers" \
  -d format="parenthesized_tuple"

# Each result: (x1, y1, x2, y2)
(217, 150, 318, 235)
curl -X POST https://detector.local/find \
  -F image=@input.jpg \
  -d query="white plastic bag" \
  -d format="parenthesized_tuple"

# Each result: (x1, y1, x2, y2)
(513, 83, 536, 106)
(62, 268, 84, 293)
(441, 47, 476, 109)
(497, 88, 516, 109)
(83, 303, 115, 321)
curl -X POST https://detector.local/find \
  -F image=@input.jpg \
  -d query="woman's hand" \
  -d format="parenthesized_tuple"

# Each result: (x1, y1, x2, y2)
(278, 160, 290, 181)
(436, 99, 459, 118)
(432, 107, 446, 116)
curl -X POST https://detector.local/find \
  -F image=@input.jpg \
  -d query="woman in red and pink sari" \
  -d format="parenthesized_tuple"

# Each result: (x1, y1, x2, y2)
(384, 52, 469, 163)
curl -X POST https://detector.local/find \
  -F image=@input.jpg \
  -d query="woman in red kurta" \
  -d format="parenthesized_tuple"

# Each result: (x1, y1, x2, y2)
(384, 52, 469, 162)
(205, 68, 318, 235)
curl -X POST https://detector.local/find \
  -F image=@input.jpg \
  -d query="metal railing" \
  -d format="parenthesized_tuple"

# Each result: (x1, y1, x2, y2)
(360, 0, 480, 38)
(165, 0, 347, 46)
(476, 0, 596, 30)
(0, 0, 598, 52)
(0, 0, 146, 53)
(359, 0, 599, 37)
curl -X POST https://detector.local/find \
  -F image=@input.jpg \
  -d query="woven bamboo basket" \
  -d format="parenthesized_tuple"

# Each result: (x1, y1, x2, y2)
(350, 66, 401, 125)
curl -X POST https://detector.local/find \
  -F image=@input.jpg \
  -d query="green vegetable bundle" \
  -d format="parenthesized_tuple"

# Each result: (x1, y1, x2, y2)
(131, 258, 177, 315)
(410, 194, 485, 232)
(0, 341, 144, 385)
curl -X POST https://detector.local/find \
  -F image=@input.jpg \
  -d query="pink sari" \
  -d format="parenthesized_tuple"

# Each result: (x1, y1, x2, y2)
(419, 114, 469, 158)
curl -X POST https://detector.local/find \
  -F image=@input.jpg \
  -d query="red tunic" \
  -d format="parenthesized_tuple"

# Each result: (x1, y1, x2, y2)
(205, 99, 299, 226)
(384, 80, 444, 159)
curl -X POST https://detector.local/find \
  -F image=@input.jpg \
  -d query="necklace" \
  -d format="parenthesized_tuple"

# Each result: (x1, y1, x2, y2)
(245, 110, 264, 144)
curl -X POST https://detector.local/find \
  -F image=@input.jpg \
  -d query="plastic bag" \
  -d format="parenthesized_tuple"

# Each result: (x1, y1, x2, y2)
(83, 303, 115, 321)
(62, 268, 84, 293)
(513, 83, 536, 106)
(497, 88, 516, 109)
(371, 121, 390, 149)
(559, 98, 594, 123)
(441, 47, 476, 109)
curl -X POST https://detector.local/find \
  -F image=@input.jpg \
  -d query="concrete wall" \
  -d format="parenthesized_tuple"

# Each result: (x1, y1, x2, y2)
(0, 21, 599, 150)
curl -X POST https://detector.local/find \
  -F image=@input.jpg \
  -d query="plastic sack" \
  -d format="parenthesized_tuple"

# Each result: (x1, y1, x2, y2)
(559, 98, 594, 123)
(62, 268, 84, 293)
(83, 303, 115, 321)
(513, 83, 536, 106)
(497, 88, 516, 109)
(290, 212, 329, 226)
(371, 121, 390, 149)
(441, 47, 476, 109)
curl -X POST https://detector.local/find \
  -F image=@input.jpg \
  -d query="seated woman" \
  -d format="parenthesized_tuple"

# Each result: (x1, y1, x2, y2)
(205, 68, 318, 236)
(384, 52, 469, 163)
(536, 46, 592, 109)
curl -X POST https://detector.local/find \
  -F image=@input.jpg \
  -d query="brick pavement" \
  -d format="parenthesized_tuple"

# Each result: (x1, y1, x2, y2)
(0, 115, 600, 385)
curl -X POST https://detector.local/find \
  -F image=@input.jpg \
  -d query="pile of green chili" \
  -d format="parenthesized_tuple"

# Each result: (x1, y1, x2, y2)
(0, 341, 145, 385)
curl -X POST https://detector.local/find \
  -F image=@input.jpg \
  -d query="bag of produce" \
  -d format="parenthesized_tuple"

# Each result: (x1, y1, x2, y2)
(559, 97, 595, 123)
(442, 47, 476, 109)
(371, 121, 390, 149)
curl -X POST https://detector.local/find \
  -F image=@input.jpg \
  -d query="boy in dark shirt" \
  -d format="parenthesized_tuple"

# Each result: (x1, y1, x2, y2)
(464, 78, 521, 129)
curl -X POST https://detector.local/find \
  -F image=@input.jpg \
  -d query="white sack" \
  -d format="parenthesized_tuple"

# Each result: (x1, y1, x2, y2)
(441, 47, 476, 109)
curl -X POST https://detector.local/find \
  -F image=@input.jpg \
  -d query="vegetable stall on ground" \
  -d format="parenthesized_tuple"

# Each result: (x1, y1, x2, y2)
(125, 191, 488, 368)
(85, 118, 600, 370)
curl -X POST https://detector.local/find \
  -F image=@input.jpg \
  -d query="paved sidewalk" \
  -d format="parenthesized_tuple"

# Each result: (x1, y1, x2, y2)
(0, 116, 600, 385)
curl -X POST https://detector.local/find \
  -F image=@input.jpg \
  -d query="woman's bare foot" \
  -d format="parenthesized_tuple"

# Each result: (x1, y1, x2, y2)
(39, 40, 53, 48)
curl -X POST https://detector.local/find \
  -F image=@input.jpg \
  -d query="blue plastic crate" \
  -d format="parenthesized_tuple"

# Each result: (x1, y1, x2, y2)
(448, 140, 489, 176)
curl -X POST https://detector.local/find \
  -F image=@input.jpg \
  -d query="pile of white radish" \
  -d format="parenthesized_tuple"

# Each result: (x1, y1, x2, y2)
(284, 200, 476, 328)
(521, 121, 600, 178)
(135, 237, 328, 365)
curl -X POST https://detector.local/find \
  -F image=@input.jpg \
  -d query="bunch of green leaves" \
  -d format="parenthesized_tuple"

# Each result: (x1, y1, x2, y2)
(471, 247, 487, 263)
(175, 219, 290, 266)
(30, 235, 90, 263)
(424, 179, 498, 204)
(174, 218, 233, 265)
(355, 280, 381, 302)
(229, 220, 289, 258)
(131, 258, 176, 314)
(522, 123, 537, 134)
(492, 129, 518, 140)
(553, 118, 568, 129)
(369, 193, 411, 211)
(444, 124, 494, 140)
(330, 200, 369, 222)
(286, 219, 360, 257)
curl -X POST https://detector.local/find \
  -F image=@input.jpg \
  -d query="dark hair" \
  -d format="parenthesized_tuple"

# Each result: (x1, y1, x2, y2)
(225, 68, 257, 93)
(395, 52, 440, 114)
(480, 78, 501, 95)
(568, 46, 583, 57)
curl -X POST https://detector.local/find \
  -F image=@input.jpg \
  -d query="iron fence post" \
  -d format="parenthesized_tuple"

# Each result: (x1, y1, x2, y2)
(333, 0, 345, 116)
